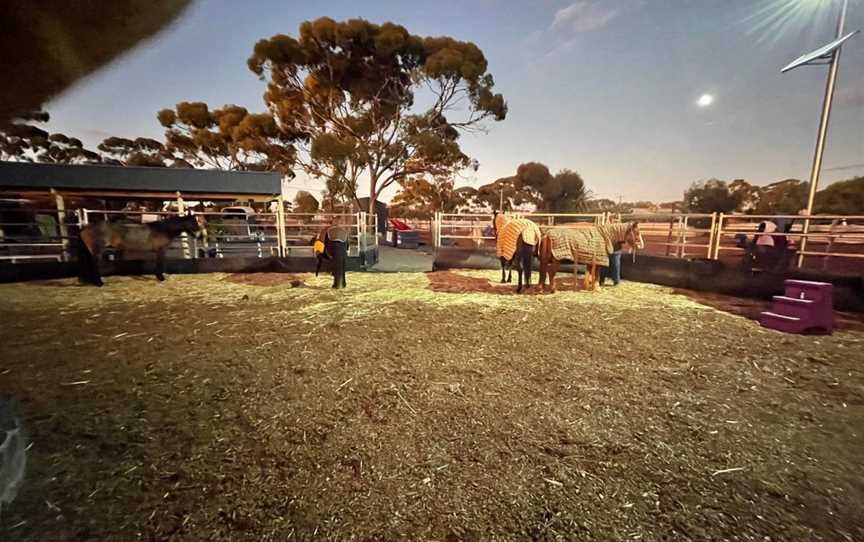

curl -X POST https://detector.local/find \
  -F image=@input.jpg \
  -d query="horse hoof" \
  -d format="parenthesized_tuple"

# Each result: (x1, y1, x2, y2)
(157, 276, 166, 282)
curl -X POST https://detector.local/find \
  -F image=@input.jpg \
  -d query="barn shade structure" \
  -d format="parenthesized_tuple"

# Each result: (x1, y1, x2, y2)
(0, 161, 281, 205)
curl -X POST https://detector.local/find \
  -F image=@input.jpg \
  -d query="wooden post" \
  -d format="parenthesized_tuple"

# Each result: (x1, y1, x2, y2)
(713, 213, 725, 259)
(275, 195, 286, 257)
(51, 189, 69, 262)
(176, 192, 191, 259)
(665, 216, 675, 256)
(706, 213, 717, 259)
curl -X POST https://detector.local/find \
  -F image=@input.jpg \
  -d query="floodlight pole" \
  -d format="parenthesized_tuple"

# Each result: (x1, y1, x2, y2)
(798, 0, 848, 267)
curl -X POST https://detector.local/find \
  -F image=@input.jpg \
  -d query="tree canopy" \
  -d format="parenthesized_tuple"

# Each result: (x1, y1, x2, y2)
(471, 162, 589, 211)
(247, 17, 506, 213)
(98, 136, 172, 167)
(815, 177, 864, 214)
(683, 179, 744, 214)
(157, 102, 296, 173)
(0, 109, 102, 164)
(292, 190, 320, 214)
(389, 177, 470, 218)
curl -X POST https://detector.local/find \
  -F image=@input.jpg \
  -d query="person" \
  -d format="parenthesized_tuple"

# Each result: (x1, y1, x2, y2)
(599, 241, 623, 286)
(754, 219, 777, 269)
(315, 224, 350, 289)
(773, 217, 793, 271)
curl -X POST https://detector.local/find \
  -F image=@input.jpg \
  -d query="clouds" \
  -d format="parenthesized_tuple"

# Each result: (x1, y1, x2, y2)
(550, 1, 622, 35)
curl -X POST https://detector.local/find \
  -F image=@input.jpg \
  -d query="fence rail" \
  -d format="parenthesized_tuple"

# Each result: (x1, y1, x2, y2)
(432, 211, 864, 272)
(0, 204, 378, 264)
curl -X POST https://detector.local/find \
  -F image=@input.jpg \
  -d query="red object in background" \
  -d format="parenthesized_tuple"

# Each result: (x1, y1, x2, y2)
(389, 218, 413, 231)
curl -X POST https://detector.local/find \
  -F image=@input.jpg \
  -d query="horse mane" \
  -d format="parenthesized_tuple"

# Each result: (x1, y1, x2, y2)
(597, 222, 632, 243)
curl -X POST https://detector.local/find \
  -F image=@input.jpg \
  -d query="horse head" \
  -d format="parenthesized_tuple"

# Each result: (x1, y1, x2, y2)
(178, 212, 207, 238)
(625, 221, 644, 250)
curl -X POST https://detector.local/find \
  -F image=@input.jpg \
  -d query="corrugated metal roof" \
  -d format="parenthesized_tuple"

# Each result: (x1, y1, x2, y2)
(0, 161, 282, 195)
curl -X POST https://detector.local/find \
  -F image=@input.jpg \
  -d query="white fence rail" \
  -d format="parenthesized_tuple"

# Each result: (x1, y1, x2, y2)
(432, 211, 864, 271)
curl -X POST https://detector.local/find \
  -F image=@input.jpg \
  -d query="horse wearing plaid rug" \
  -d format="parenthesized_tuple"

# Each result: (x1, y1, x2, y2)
(538, 222, 643, 292)
(492, 212, 543, 293)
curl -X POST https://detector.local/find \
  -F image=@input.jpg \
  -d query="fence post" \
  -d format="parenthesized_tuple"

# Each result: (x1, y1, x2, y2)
(175, 192, 191, 259)
(713, 213, 725, 259)
(706, 212, 717, 259)
(51, 189, 69, 262)
(358, 211, 365, 257)
(275, 195, 286, 258)
(797, 215, 811, 268)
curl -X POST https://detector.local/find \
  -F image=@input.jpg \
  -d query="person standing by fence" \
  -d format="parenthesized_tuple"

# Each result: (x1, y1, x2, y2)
(599, 241, 624, 286)
(754, 219, 778, 269)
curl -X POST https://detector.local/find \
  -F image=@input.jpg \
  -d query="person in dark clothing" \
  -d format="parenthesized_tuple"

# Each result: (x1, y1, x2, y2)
(599, 241, 624, 286)
(314, 225, 350, 288)
(773, 218, 793, 271)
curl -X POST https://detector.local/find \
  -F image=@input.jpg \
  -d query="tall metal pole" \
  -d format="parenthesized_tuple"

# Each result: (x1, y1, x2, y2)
(798, 0, 848, 267)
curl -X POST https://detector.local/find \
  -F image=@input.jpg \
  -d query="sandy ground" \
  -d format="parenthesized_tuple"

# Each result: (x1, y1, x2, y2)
(1, 271, 862, 541)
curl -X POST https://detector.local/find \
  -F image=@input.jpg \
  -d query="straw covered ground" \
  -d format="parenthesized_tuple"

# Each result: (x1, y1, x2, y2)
(1, 271, 863, 541)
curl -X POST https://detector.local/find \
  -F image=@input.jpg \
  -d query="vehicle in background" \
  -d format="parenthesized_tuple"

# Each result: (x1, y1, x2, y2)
(219, 206, 265, 242)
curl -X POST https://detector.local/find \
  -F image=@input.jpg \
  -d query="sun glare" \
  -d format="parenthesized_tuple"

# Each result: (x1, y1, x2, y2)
(697, 94, 714, 107)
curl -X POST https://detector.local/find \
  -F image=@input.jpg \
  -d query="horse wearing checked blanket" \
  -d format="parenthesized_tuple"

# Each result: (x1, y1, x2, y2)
(538, 222, 643, 292)
(492, 212, 542, 293)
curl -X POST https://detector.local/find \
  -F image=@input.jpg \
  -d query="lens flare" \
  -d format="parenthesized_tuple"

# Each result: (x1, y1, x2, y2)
(742, 0, 837, 46)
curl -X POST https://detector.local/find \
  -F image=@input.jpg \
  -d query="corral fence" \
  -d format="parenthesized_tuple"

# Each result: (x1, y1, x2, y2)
(0, 204, 378, 264)
(433, 211, 864, 273)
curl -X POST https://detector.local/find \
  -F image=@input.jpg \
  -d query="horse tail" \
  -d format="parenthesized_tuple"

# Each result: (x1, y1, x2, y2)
(538, 235, 548, 288)
(520, 238, 534, 287)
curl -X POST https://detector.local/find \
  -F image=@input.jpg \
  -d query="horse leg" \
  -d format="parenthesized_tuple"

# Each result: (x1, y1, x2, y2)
(538, 243, 548, 292)
(573, 258, 581, 291)
(339, 242, 347, 288)
(522, 243, 533, 290)
(548, 260, 559, 293)
(516, 263, 523, 293)
(155, 248, 166, 281)
(500, 258, 506, 284)
(591, 263, 599, 291)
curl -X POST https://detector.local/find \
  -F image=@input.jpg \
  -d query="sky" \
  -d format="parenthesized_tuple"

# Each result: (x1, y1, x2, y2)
(44, 0, 864, 203)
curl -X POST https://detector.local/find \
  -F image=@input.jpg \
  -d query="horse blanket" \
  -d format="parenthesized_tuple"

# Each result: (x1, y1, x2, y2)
(496, 218, 542, 261)
(547, 223, 633, 267)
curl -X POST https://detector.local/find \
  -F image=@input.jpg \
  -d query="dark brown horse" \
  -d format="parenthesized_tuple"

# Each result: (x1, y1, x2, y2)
(538, 222, 642, 292)
(77, 214, 206, 286)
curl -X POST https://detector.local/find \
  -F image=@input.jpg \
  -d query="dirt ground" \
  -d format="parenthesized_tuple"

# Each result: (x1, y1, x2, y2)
(1, 271, 863, 541)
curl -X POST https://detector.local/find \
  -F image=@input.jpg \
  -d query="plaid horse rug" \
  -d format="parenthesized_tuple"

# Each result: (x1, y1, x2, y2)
(496, 218, 542, 261)
(547, 227, 613, 267)
(546, 223, 633, 267)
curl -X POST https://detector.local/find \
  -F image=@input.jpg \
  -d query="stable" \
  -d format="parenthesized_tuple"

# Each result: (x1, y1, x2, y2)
(0, 160, 282, 211)
(0, 161, 282, 263)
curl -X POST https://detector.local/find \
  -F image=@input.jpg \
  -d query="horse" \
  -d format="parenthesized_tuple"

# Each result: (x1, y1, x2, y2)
(312, 225, 350, 288)
(76, 213, 206, 286)
(538, 222, 643, 292)
(492, 211, 542, 293)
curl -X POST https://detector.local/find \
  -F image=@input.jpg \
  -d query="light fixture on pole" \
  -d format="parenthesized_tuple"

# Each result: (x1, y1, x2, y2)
(780, 0, 858, 267)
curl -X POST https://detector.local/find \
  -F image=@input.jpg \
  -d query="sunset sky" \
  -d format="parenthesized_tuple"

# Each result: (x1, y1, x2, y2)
(44, 0, 864, 202)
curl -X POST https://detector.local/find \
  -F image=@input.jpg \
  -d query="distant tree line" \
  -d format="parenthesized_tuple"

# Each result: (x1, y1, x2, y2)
(388, 162, 589, 219)
(681, 177, 864, 215)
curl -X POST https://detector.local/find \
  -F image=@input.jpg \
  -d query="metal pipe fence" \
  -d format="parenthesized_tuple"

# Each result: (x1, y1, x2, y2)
(0, 204, 379, 264)
(432, 211, 864, 272)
